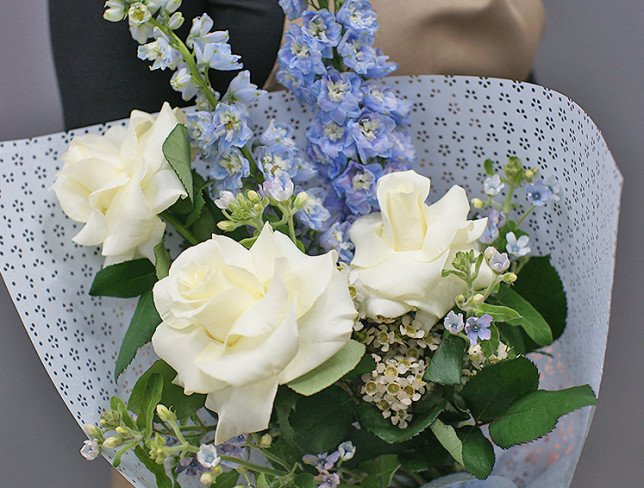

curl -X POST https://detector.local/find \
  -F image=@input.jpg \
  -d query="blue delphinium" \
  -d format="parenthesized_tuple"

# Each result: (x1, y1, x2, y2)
(334, 162, 383, 215)
(317, 71, 363, 125)
(320, 221, 355, 262)
(278, 0, 308, 20)
(209, 148, 250, 191)
(296, 187, 332, 231)
(301, 10, 342, 53)
(337, 31, 397, 78)
(336, 0, 379, 37)
(350, 111, 396, 161)
(222, 70, 266, 105)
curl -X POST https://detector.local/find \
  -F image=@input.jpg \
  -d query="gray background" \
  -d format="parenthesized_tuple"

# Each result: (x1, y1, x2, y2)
(0, 1, 642, 486)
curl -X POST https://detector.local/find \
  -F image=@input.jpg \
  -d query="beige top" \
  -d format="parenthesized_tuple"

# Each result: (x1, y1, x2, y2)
(112, 2, 544, 486)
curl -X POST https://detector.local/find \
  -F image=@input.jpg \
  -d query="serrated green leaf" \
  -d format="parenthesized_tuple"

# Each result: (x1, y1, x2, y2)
(90, 259, 157, 298)
(135, 373, 163, 437)
(154, 243, 171, 280)
(134, 446, 173, 488)
(129, 360, 206, 421)
(425, 335, 467, 385)
(162, 124, 193, 202)
(513, 256, 567, 341)
(430, 419, 463, 466)
(462, 357, 539, 423)
(495, 286, 553, 346)
(114, 291, 161, 380)
(483, 159, 495, 176)
(476, 303, 522, 323)
(360, 454, 400, 488)
(212, 471, 240, 488)
(291, 387, 353, 453)
(357, 401, 442, 444)
(459, 427, 495, 479)
(288, 340, 366, 396)
(489, 385, 597, 448)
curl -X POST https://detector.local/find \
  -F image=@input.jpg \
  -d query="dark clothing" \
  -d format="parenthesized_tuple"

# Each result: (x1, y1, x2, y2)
(49, 0, 284, 130)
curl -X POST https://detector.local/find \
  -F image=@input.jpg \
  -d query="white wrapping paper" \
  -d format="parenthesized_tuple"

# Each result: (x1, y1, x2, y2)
(0, 76, 622, 487)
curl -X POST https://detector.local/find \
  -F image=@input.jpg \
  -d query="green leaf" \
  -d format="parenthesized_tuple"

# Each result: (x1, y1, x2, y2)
(513, 256, 567, 341)
(135, 373, 164, 437)
(288, 340, 366, 396)
(459, 427, 495, 479)
(357, 400, 442, 444)
(114, 290, 162, 380)
(110, 396, 136, 429)
(162, 124, 193, 202)
(495, 286, 553, 346)
(483, 159, 495, 176)
(489, 385, 597, 448)
(399, 436, 450, 474)
(89, 259, 157, 298)
(293, 473, 317, 488)
(129, 360, 206, 420)
(425, 335, 467, 385)
(134, 446, 173, 488)
(430, 419, 464, 466)
(291, 386, 353, 453)
(343, 351, 377, 379)
(461, 357, 539, 423)
(476, 303, 522, 323)
(212, 471, 240, 488)
(154, 243, 171, 280)
(360, 454, 400, 488)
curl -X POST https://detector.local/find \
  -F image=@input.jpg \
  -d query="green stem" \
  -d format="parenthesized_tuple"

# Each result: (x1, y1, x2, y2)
(219, 455, 284, 476)
(160, 211, 199, 245)
(515, 205, 536, 226)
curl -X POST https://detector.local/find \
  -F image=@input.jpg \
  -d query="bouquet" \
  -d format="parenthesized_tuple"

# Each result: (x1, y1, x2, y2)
(0, 1, 622, 487)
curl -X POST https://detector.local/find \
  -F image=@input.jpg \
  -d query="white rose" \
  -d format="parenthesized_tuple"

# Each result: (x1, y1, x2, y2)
(349, 170, 493, 325)
(151, 224, 357, 444)
(52, 103, 187, 266)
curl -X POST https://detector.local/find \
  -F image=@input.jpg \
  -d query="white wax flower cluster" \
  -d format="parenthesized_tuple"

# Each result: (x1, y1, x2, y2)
(52, 103, 187, 265)
(349, 170, 493, 325)
(151, 224, 357, 444)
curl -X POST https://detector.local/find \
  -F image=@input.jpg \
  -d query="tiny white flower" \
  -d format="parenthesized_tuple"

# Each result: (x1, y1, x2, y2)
(80, 440, 101, 461)
(214, 190, 236, 210)
(197, 444, 221, 469)
(484, 174, 505, 196)
(505, 232, 531, 257)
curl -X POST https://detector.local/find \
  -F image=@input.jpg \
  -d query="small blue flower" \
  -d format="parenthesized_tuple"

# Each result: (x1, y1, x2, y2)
(176, 456, 206, 476)
(260, 120, 299, 154)
(338, 441, 357, 461)
(506, 232, 531, 257)
(362, 83, 411, 124)
(525, 180, 552, 206)
(278, 25, 328, 77)
(261, 172, 294, 202)
(336, 0, 379, 38)
(333, 161, 383, 215)
(317, 71, 363, 125)
(349, 111, 396, 161)
(465, 314, 493, 346)
(194, 41, 243, 71)
(337, 31, 397, 78)
(208, 148, 250, 191)
(303, 451, 341, 471)
(316, 472, 341, 488)
(480, 220, 499, 245)
(276, 66, 318, 105)
(222, 70, 266, 105)
(278, 0, 308, 20)
(487, 209, 506, 229)
(389, 130, 417, 164)
(196, 444, 220, 469)
(170, 68, 199, 101)
(302, 10, 342, 52)
(319, 221, 355, 262)
(307, 119, 355, 169)
(255, 145, 297, 180)
(484, 174, 505, 196)
(212, 103, 253, 151)
(488, 250, 511, 273)
(296, 187, 332, 231)
(444, 310, 465, 335)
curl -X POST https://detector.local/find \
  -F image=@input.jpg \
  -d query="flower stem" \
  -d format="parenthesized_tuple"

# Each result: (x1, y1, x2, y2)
(219, 455, 284, 476)
(160, 211, 199, 245)
(515, 205, 535, 226)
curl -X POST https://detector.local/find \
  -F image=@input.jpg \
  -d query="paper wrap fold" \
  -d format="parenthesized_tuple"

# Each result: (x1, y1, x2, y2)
(0, 76, 622, 487)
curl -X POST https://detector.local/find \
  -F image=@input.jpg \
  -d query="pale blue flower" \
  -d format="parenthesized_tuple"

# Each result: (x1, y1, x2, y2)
(296, 187, 332, 231)
(526, 180, 552, 206)
(488, 250, 511, 273)
(209, 148, 250, 191)
(319, 221, 354, 262)
(302, 10, 342, 52)
(186, 14, 229, 49)
(222, 70, 266, 105)
(196, 444, 221, 469)
(336, 0, 378, 37)
(362, 83, 411, 124)
(307, 119, 355, 172)
(211, 103, 253, 150)
(337, 31, 397, 78)
(80, 439, 100, 461)
(276, 67, 318, 104)
(484, 174, 505, 196)
(506, 232, 531, 257)
(316, 472, 341, 488)
(333, 162, 383, 215)
(278, 0, 308, 20)
(389, 130, 417, 163)
(170, 67, 200, 101)
(255, 146, 298, 180)
(303, 451, 341, 471)
(279, 25, 328, 77)
(176, 456, 205, 476)
(444, 310, 465, 335)
(349, 111, 396, 161)
(317, 71, 363, 124)
(259, 120, 299, 154)
(261, 172, 294, 202)
(480, 221, 499, 245)
(338, 441, 356, 461)
(215, 190, 236, 210)
(544, 177, 561, 202)
(466, 315, 493, 345)
(137, 32, 181, 70)
(487, 209, 506, 229)
(194, 41, 243, 71)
